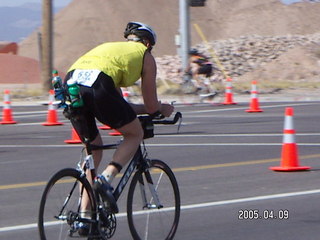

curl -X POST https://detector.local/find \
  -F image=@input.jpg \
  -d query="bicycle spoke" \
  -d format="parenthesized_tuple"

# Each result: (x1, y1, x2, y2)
(143, 171, 163, 240)
(127, 160, 180, 240)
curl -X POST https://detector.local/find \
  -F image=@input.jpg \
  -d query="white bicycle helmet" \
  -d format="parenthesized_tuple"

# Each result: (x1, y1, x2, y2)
(124, 21, 157, 46)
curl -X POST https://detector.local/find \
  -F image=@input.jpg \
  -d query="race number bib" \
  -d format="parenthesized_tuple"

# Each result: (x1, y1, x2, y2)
(73, 69, 101, 87)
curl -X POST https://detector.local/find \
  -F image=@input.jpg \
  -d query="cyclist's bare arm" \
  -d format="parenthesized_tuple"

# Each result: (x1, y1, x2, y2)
(132, 51, 174, 117)
(140, 51, 161, 114)
(129, 103, 149, 115)
(129, 102, 174, 118)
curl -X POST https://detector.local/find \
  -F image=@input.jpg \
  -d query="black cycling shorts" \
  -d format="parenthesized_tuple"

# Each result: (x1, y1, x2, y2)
(64, 71, 137, 142)
(198, 64, 213, 78)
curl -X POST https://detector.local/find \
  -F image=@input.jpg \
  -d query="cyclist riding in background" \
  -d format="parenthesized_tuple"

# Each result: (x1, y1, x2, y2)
(186, 48, 214, 92)
(63, 21, 174, 229)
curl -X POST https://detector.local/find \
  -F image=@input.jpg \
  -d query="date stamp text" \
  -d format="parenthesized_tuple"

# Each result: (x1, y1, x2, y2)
(238, 209, 289, 220)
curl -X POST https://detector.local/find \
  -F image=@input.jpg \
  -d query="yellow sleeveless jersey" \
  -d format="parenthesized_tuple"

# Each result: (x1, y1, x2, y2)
(68, 42, 147, 87)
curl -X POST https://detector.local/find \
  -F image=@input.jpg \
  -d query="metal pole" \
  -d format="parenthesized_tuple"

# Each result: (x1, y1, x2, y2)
(41, 0, 53, 92)
(37, 32, 42, 71)
(179, 0, 191, 82)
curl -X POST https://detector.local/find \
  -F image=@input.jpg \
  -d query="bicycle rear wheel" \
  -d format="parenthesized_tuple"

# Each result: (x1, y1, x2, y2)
(38, 168, 96, 240)
(127, 159, 180, 240)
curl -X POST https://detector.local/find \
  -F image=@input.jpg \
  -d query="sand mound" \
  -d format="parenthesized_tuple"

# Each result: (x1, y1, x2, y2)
(18, 0, 320, 73)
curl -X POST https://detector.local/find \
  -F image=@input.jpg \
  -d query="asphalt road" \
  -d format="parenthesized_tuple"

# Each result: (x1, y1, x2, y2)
(1, 100, 320, 240)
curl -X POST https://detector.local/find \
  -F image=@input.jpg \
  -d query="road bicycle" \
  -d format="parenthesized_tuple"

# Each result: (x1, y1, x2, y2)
(38, 112, 182, 240)
(182, 75, 222, 103)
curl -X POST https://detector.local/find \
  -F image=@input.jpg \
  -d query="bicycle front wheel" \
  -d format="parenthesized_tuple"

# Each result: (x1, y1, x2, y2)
(38, 168, 96, 240)
(127, 159, 180, 240)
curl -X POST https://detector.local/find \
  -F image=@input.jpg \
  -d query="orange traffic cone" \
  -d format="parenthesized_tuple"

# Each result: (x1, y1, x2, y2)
(99, 124, 111, 130)
(109, 129, 122, 136)
(270, 107, 310, 171)
(42, 90, 63, 126)
(64, 128, 82, 144)
(0, 90, 17, 124)
(122, 90, 130, 102)
(246, 81, 263, 113)
(223, 77, 236, 105)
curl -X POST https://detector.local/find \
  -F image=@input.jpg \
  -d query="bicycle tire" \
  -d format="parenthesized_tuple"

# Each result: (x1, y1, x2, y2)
(38, 168, 96, 240)
(127, 159, 180, 240)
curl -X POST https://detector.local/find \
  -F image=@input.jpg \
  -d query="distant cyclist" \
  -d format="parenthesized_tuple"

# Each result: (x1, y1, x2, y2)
(184, 48, 219, 102)
(186, 48, 214, 92)
(63, 21, 174, 235)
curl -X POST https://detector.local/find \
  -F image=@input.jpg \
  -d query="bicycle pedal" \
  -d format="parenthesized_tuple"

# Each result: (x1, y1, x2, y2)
(77, 222, 90, 236)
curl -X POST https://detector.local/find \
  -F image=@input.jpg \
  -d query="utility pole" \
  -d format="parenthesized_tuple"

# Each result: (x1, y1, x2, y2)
(179, 0, 191, 83)
(41, 0, 53, 92)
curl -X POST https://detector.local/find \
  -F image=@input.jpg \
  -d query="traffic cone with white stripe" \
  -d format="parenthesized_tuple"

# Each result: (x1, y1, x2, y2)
(270, 107, 310, 171)
(223, 77, 236, 105)
(246, 81, 263, 113)
(42, 90, 63, 126)
(0, 89, 17, 124)
(64, 127, 82, 144)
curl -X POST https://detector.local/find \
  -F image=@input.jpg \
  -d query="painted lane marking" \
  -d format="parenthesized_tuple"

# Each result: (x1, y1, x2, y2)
(1, 188, 320, 232)
(1, 153, 320, 190)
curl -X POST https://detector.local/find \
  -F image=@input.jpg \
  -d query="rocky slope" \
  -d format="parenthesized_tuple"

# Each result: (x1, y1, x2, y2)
(156, 33, 320, 88)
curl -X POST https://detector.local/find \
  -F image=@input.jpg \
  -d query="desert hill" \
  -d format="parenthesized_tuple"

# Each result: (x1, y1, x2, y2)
(18, 0, 320, 74)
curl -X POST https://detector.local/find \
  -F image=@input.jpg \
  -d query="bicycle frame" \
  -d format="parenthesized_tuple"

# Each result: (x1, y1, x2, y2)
(85, 141, 157, 204)
(113, 146, 144, 201)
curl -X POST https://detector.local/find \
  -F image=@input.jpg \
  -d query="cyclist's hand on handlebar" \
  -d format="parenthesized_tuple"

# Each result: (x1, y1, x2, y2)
(160, 103, 174, 118)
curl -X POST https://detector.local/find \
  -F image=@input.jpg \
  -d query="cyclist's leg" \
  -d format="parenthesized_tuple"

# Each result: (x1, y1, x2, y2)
(90, 132, 103, 168)
(69, 115, 99, 218)
(191, 72, 202, 89)
(197, 65, 211, 91)
(80, 133, 102, 219)
(105, 118, 143, 179)
(91, 73, 144, 183)
(68, 86, 101, 218)
(97, 117, 143, 184)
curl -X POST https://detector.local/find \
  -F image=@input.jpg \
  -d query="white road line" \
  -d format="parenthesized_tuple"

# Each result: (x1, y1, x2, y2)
(181, 189, 320, 210)
(12, 111, 47, 115)
(154, 133, 320, 137)
(147, 143, 320, 146)
(146, 143, 320, 146)
(181, 102, 319, 114)
(0, 145, 81, 148)
(1, 143, 320, 148)
(1, 189, 320, 233)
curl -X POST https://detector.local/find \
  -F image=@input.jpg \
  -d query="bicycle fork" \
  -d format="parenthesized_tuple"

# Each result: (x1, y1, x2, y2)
(139, 170, 163, 209)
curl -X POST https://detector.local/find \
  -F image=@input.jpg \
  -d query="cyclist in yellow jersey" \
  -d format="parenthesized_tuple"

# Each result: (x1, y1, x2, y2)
(64, 22, 174, 232)
(68, 41, 147, 88)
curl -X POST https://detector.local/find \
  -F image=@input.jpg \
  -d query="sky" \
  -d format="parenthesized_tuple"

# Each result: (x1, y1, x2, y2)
(0, 0, 72, 7)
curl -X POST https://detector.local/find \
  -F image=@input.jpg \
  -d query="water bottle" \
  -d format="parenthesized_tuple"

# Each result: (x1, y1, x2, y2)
(51, 70, 66, 107)
(67, 78, 84, 108)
